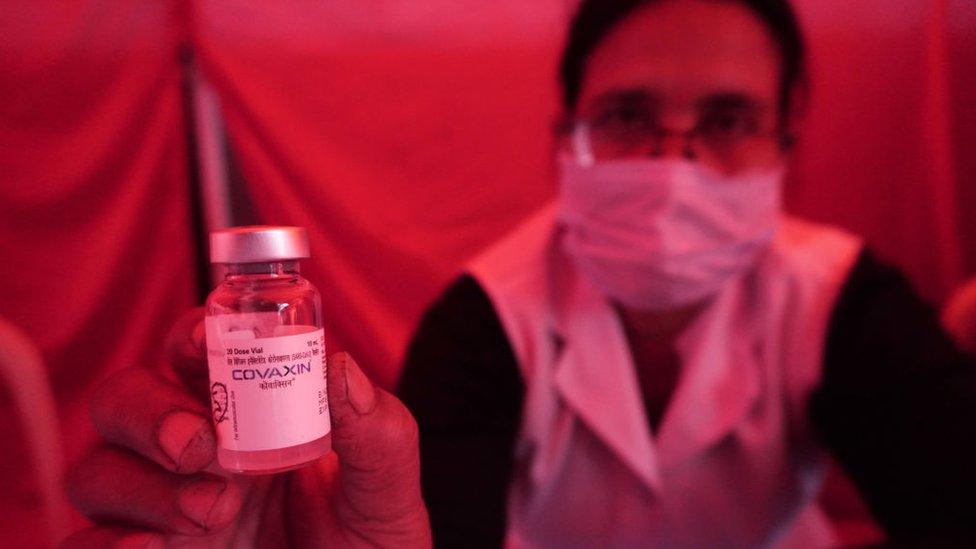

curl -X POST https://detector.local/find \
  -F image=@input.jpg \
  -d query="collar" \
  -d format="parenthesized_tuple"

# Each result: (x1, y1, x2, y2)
(548, 249, 762, 493)
(550, 254, 662, 491)
(657, 276, 762, 468)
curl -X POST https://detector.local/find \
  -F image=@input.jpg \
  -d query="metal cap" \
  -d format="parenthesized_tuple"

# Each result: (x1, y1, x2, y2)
(209, 226, 310, 264)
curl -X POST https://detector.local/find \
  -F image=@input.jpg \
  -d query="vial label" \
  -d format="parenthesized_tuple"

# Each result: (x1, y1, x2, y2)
(205, 315, 330, 452)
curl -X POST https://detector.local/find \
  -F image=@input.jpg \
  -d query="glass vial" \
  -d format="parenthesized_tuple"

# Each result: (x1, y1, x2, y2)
(205, 226, 331, 474)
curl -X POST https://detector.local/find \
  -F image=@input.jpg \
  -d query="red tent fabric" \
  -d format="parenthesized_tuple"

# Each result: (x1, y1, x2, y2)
(788, 0, 975, 304)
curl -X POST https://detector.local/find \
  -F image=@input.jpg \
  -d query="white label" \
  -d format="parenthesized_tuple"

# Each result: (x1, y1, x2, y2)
(205, 315, 330, 452)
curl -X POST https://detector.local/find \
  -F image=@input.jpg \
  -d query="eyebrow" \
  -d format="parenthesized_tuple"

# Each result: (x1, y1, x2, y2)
(589, 88, 661, 111)
(697, 92, 768, 113)
(588, 89, 769, 113)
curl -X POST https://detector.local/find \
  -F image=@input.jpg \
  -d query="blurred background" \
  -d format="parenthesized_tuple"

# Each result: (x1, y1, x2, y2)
(1, 0, 974, 546)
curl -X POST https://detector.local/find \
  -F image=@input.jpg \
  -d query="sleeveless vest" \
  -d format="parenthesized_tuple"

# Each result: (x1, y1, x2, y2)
(468, 204, 863, 548)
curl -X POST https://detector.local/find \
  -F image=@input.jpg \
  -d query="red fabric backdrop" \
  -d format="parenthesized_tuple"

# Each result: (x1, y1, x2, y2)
(1, 1, 974, 544)
(787, 0, 974, 303)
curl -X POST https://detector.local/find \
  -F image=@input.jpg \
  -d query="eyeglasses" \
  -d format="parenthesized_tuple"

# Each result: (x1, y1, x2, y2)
(559, 106, 788, 173)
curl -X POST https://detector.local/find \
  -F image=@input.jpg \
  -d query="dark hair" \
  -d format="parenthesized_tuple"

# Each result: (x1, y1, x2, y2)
(559, 0, 808, 120)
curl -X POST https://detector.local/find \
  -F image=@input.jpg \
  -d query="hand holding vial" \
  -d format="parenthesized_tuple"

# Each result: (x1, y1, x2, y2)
(63, 308, 432, 548)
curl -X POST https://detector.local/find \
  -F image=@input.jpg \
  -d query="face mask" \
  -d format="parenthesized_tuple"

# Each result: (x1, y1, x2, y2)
(557, 157, 783, 310)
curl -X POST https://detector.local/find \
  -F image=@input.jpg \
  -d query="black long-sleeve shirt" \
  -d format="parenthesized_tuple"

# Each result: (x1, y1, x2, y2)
(398, 251, 976, 547)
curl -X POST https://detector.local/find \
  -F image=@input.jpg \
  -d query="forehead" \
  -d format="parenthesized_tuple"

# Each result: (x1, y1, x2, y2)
(578, 0, 781, 111)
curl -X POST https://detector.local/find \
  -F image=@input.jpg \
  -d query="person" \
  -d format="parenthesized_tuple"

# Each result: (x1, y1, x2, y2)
(63, 310, 431, 547)
(397, 0, 976, 547)
(66, 0, 976, 547)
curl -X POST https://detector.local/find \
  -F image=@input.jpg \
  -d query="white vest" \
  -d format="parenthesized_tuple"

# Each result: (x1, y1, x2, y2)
(467, 204, 863, 548)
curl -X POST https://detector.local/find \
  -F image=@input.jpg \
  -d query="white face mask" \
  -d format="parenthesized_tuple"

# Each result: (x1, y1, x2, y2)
(557, 157, 784, 310)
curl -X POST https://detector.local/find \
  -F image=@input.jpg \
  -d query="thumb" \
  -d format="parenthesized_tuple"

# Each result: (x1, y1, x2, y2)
(163, 307, 209, 402)
(327, 352, 431, 547)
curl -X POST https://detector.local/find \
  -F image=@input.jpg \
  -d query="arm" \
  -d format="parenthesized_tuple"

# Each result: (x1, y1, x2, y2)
(398, 276, 525, 549)
(811, 252, 976, 542)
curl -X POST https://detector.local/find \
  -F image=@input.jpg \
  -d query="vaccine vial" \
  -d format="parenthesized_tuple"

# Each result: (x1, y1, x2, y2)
(205, 226, 331, 474)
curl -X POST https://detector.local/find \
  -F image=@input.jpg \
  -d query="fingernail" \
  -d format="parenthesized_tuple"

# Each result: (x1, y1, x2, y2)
(158, 411, 214, 472)
(114, 532, 165, 549)
(342, 353, 376, 415)
(191, 321, 206, 354)
(177, 479, 236, 531)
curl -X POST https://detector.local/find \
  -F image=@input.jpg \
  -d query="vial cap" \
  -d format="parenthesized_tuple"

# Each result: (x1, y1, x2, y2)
(210, 226, 310, 264)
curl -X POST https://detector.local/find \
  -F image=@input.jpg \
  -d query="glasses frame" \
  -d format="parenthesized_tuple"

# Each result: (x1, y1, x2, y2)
(557, 117, 791, 172)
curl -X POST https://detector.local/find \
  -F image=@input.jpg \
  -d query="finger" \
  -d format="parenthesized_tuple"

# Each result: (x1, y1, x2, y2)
(327, 353, 431, 545)
(90, 367, 215, 473)
(163, 307, 209, 401)
(67, 445, 242, 536)
(61, 527, 165, 548)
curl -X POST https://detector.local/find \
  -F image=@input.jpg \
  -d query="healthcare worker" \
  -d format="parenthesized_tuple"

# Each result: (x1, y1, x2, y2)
(398, 0, 976, 547)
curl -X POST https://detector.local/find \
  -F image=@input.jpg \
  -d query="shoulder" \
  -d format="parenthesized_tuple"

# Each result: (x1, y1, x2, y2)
(401, 274, 514, 377)
(467, 203, 558, 304)
(465, 204, 562, 369)
(765, 216, 865, 287)
(398, 275, 523, 431)
(414, 275, 500, 333)
(835, 250, 919, 310)
(824, 249, 951, 383)
(748, 217, 866, 337)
